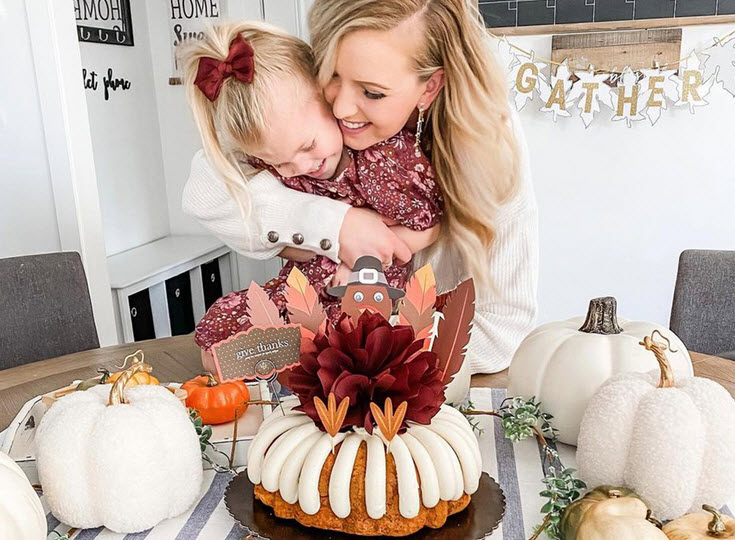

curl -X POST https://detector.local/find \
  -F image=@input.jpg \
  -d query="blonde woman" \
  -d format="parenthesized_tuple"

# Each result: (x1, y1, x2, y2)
(183, 0, 538, 376)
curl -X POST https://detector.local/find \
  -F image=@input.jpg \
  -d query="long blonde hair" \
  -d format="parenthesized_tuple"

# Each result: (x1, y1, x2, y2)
(309, 0, 520, 286)
(180, 21, 316, 216)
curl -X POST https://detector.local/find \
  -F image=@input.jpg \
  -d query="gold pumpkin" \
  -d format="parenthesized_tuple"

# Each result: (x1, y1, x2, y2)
(560, 486, 668, 540)
(106, 369, 159, 387)
(663, 505, 735, 540)
(104, 350, 159, 387)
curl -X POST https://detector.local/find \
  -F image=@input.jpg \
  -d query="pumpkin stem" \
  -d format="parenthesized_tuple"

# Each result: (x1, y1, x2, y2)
(703, 504, 727, 536)
(114, 349, 145, 371)
(639, 332, 676, 388)
(97, 368, 111, 384)
(203, 372, 219, 387)
(578, 297, 623, 334)
(108, 360, 153, 405)
(645, 509, 663, 529)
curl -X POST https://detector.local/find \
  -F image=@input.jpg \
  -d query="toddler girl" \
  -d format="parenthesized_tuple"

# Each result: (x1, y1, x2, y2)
(180, 21, 442, 351)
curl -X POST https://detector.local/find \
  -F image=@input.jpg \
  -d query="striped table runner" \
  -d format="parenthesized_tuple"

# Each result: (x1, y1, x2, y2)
(42, 388, 734, 540)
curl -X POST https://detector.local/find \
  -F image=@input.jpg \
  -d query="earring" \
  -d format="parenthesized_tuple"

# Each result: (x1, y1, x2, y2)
(415, 107, 425, 152)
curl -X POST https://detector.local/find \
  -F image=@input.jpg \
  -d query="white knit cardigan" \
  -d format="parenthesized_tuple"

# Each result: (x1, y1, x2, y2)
(182, 111, 539, 373)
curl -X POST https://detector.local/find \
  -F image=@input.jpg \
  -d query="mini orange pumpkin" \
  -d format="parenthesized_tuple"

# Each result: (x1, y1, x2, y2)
(182, 373, 250, 425)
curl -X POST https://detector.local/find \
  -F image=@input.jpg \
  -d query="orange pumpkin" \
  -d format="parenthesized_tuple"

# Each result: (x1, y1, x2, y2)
(182, 374, 250, 425)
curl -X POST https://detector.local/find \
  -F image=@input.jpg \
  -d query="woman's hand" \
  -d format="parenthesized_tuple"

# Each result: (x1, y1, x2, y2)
(330, 263, 353, 288)
(390, 223, 441, 254)
(339, 207, 412, 268)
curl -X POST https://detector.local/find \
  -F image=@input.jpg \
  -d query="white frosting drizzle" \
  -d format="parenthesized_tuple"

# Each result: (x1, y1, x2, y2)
(432, 411, 483, 470)
(427, 420, 480, 494)
(409, 425, 464, 501)
(247, 404, 481, 519)
(279, 431, 323, 504)
(247, 414, 311, 484)
(328, 433, 363, 518)
(384, 431, 420, 518)
(298, 433, 347, 515)
(401, 432, 440, 508)
(365, 433, 386, 519)
(261, 422, 319, 492)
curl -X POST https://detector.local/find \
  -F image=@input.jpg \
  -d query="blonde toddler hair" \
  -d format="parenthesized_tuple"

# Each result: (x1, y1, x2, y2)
(180, 21, 316, 215)
(309, 0, 521, 287)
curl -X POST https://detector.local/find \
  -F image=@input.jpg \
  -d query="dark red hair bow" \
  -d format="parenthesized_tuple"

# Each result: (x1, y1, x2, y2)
(194, 35, 255, 102)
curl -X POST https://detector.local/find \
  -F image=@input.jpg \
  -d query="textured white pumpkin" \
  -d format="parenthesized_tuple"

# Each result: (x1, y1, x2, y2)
(0, 450, 46, 540)
(508, 297, 693, 445)
(577, 336, 735, 520)
(36, 382, 203, 533)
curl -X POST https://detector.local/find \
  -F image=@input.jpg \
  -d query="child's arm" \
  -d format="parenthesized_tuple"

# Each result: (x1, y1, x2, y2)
(279, 247, 316, 263)
(390, 223, 441, 254)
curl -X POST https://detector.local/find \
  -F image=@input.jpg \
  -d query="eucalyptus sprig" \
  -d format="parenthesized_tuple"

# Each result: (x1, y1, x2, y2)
(460, 396, 585, 540)
(498, 396, 557, 444)
(458, 400, 485, 435)
(188, 407, 233, 473)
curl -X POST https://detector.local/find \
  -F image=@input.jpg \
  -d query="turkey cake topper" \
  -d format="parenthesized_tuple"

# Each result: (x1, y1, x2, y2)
(207, 258, 475, 435)
(327, 255, 405, 320)
(289, 259, 476, 435)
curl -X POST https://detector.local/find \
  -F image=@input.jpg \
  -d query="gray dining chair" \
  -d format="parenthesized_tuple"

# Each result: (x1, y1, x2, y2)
(670, 249, 735, 360)
(0, 252, 99, 369)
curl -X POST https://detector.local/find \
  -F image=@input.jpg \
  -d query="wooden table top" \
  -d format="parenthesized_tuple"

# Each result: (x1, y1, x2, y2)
(1, 335, 733, 431)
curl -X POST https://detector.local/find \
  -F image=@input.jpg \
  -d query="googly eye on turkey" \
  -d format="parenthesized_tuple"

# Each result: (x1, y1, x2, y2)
(353, 291, 364, 302)
(373, 292, 384, 303)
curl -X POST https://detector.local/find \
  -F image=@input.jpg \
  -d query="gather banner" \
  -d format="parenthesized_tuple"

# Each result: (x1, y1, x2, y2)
(497, 30, 735, 128)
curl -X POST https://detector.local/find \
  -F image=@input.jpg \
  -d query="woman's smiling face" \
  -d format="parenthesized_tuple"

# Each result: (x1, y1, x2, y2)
(323, 22, 443, 151)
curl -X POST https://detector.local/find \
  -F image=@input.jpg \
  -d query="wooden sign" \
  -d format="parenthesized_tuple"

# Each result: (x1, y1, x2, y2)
(211, 325, 301, 383)
(550, 29, 682, 74)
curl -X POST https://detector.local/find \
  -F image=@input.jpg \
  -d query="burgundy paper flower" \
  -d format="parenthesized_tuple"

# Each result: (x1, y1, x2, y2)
(288, 311, 445, 433)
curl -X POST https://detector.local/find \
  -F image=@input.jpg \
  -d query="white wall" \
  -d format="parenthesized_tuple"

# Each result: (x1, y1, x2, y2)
(79, 1, 170, 257)
(503, 24, 735, 326)
(143, 0, 297, 285)
(0, 1, 61, 257)
(144, 0, 305, 239)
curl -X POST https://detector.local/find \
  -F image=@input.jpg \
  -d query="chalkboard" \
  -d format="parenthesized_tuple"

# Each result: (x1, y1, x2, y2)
(479, 0, 735, 30)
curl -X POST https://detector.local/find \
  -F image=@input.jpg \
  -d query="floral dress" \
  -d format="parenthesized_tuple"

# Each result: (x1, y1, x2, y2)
(194, 130, 443, 350)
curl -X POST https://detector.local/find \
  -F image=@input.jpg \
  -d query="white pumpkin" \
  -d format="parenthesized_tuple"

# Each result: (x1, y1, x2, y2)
(577, 334, 735, 520)
(0, 450, 46, 540)
(508, 297, 693, 445)
(36, 363, 203, 533)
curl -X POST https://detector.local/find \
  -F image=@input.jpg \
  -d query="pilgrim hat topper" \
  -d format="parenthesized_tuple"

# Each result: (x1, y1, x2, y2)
(328, 255, 405, 320)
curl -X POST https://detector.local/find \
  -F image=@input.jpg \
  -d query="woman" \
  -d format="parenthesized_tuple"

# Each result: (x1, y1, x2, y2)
(183, 0, 538, 374)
